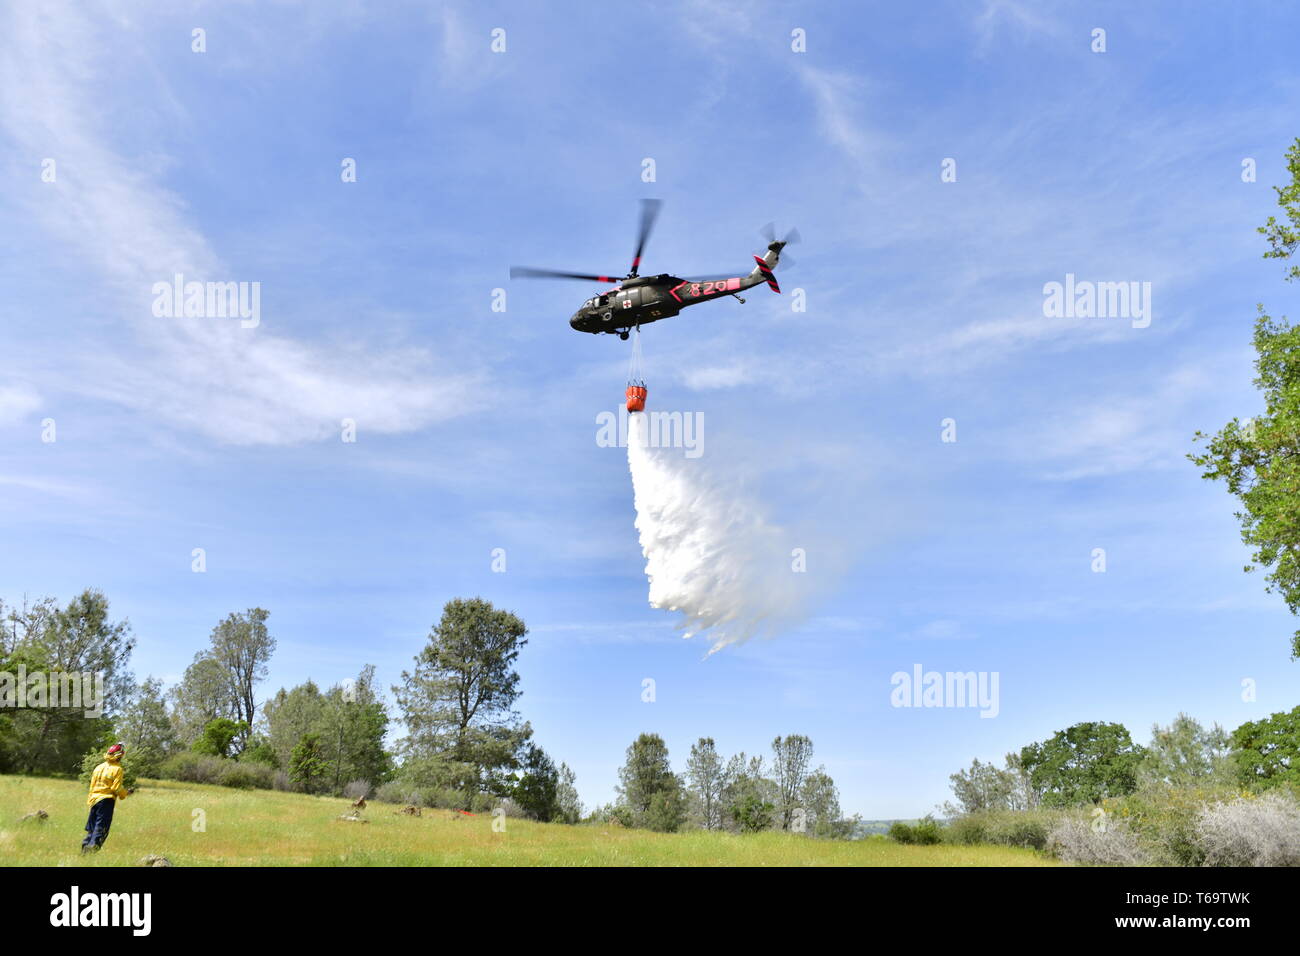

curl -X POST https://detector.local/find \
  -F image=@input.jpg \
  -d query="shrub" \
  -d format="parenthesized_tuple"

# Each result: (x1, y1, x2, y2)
(1107, 786, 1233, 866)
(160, 752, 227, 785)
(375, 780, 422, 806)
(217, 760, 275, 790)
(1047, 814, 1148, 866)
(1196, 792, 1300, 866)
(160, 752, 276, 791)
(888, 816, 942, 845)
(946, 809, 1059, 850)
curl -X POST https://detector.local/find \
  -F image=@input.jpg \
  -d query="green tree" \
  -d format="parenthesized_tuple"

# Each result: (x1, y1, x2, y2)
(720, 752, 779, 833)
(685, 737, 726, 830)
(191, 718, 247, 758)
(1019, 721, 1146, 807)
(1140, 712, 1232, 789)
(1259, 139, 1300, 281)
(2, 590, 134, 774)
(394, 598, 531, 801)
(208, 608, 275, 747)
(945, 757, 1016, 816)
(616, 732, 684, 831)
(799, 768, 843, 837)
(1231, 705, 1300, 790)
(771, 734, 815, 831)
(1192, 138, 1300, 657)
(116, 677, 176, 778)
(512, 743, 560, 822)
(289, 732, 329, 793)
(263, 679, 328, 771)
(170, 654, 237, 748)
(555, 762, 582, 825)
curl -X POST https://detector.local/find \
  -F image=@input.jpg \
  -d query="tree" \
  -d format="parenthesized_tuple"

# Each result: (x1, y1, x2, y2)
(170, 654, 237, 747)
(1004, 750, 1041, 811)
(686, 737, 727, 830)
(1019, 721, 1146, 807)
(771, 734, 814, 831)
(799, 768, 843, 837)
(394, 598, 531, 800)
(945, 758, 1016, 816)
(512, 743, 560, 822)
(208, 608, 275, 746)
(261, 667, 392, 795)
(556, 762, 582, 825)
(289, 732, 329, 793)
(1231, 705, 1300, 790)
(116, 677, 176, 778)
(191, 718, 247, 758)
(2, 590, 134, 774)
(1140, 713, 1232, 789)
(616, 733, 684, 831)
(263, 679, 327, 771)
(720, 752, 779, 833)
(1259, 139, 1300, 282)
(324, 666, 391, 790)
(1192, 138, 1300, 657)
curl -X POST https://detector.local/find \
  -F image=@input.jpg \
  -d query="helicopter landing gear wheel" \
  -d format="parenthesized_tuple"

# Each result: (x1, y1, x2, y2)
(618, 330, 629, 341)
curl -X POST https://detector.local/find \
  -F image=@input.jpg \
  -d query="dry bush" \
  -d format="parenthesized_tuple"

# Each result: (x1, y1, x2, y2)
(1047, 814, 1149, 866)
(1196, 792, 1300, 867)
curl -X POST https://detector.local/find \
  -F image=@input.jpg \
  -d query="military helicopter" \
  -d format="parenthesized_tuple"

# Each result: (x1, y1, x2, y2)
(509, 199, 798, 340)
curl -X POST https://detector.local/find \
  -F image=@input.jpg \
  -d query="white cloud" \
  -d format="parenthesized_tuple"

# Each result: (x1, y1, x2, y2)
(0, 385, 40, 425)
(0, 2, 483, 445)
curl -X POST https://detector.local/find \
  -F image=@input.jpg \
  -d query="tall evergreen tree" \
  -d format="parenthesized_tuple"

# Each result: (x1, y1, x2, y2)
(394, 598, 531, 799)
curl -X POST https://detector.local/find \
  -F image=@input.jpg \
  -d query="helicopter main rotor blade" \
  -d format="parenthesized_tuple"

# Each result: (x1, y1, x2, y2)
(629, 198, 662, 277)
(510, 266, 623, 283)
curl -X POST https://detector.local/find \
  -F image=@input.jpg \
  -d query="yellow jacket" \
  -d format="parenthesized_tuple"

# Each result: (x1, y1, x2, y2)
(86, 752, 130, 807)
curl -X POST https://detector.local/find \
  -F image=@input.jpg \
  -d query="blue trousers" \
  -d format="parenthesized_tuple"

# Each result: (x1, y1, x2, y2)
(82, 798, 115, 850)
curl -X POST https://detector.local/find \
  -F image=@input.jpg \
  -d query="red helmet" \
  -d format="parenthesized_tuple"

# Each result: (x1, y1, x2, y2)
(107, 743, 124, 756)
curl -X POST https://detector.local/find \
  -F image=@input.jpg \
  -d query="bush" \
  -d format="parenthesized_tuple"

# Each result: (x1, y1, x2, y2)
(375, 780, 423, 806)
(1047, 813, 1148, 866)
(1196, 792, 1300, 866)
(946, 809, 1058, 850)
(160, 751, 227, 785)
(1107, 786, 1231, 866)
(159, 752, 276, 791)
(217, 760, 275, 790)
(888, 816, 942, 845)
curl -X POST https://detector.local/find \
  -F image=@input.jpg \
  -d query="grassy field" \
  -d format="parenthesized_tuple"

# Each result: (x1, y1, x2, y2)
(0, 775, 1058, 867)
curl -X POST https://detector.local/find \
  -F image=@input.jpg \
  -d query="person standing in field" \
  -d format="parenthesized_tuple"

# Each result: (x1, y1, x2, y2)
(82, 742, 132, 853)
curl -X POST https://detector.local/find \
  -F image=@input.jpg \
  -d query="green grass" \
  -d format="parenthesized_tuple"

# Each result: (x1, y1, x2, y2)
(0, 774, 1058, 867)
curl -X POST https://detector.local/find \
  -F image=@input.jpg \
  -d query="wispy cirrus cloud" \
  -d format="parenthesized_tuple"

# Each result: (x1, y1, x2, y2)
(0, 1, 483, 445)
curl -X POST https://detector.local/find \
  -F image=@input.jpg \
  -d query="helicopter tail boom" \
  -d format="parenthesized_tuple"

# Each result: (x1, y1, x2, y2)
(748, 240, 785, 293)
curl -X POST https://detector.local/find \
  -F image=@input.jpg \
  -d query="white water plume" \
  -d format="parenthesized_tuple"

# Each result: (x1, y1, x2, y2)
(627, 411, 806, 654)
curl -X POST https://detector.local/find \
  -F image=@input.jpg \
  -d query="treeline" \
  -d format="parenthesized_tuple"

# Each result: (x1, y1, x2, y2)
(900, 711, 1300, 866)
(0, 592, 581, 823)
(2, 590, 856, 838)
(593, 732, 854, 838)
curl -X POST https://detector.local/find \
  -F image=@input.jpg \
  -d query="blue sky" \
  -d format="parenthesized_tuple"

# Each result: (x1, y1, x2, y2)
(2, 0, 1299, 818)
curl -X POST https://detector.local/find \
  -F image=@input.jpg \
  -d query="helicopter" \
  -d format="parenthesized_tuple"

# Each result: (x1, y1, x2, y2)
(509, 199, 799, 340)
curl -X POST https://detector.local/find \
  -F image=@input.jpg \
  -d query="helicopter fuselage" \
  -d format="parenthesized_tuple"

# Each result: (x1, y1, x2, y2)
(568, 254, 777, 335)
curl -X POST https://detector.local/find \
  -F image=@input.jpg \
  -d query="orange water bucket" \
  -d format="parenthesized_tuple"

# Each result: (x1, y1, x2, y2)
(626, 385, 647, 412)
